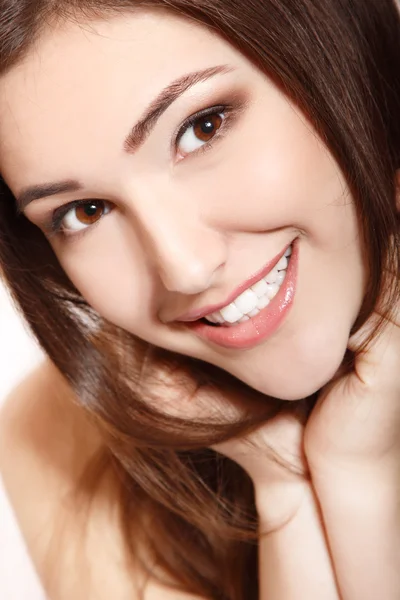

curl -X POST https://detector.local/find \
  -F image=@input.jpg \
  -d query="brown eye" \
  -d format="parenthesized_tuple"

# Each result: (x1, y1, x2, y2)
(193, 113, 224, 142)
(52, 199, 112, 236)
(177, 110, 226, 155)
(74, 202, 105, 226)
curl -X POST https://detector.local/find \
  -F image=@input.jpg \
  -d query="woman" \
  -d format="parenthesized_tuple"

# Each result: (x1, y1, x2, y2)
(0, 0, 399, 598)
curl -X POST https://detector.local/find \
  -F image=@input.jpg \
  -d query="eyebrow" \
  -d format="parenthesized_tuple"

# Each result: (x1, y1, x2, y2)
(16, 64, 235, 213)
(16, 180, 83, 214)
(124, 64, 234, 153)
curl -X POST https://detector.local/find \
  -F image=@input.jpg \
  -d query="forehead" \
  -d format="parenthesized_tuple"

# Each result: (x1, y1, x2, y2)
(0, 11, 247, 191)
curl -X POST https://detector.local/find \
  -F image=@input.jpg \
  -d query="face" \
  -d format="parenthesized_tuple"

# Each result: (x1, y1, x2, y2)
(0, 11, 365, 400)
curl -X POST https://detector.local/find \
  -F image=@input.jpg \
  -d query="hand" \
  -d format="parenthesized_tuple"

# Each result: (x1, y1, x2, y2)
(138, 326, 339, 598)
(303, 268, 400, 600)
(138, 344, 311, 526)
(212, 399, 310, 524)
(304, 271, 400, 475)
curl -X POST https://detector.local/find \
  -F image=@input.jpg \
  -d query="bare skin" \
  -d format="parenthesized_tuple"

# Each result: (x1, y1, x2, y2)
(0, 360, 205, 599)
(0, 12, 365, 401)
(2, 279, 400, 600)
(0, 357, 341, 599)
(0, 10, 399, 600)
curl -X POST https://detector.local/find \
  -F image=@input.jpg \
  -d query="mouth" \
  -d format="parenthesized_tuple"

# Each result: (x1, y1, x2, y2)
(203, 244, 292, 327)
(184, 240, 298, 350)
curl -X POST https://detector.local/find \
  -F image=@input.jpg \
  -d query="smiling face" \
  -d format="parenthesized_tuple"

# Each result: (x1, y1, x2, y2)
(0, 11, 366, 400)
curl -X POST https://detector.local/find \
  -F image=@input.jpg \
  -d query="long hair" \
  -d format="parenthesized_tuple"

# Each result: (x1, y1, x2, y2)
(0, 1, 399, 598)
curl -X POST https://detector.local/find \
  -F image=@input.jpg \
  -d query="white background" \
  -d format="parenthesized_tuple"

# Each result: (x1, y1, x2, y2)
(0, 280, 46, 599)
(0, 280, 44, 407)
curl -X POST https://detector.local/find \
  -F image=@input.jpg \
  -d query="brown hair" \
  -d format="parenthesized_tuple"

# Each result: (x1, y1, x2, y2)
(0, 1, 399, 598)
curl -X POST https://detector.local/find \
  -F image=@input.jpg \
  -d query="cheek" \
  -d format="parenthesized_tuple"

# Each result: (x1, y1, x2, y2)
(217, 234, 365, 401)
(272, 247, 365, 399)
(56, 226, 155, 334)
(228, 310, 356, 401)
(278, 319, 353, 398)
(209, 110, 344, 233)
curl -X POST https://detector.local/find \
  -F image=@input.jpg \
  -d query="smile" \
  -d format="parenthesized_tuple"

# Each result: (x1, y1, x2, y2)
(186, 240, 298, 350)
(205, 245, 292, 327)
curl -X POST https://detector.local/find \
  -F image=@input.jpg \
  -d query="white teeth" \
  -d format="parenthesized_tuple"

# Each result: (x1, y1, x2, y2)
(204, 244, 292, 327)
(267, 283, 279, 299)
(276, 271, 286, 285)
(233, 289, 258, 314)
(211, 312, 225, 324)
(251, 278, 269, 297)
(257, 295, 270, 310)
(220, 302, 243, 324)
(265, 267, 278, 284)
(206, 314, 218, 324)
(276, 255, 288, 271)
(284, 246, 292, 258)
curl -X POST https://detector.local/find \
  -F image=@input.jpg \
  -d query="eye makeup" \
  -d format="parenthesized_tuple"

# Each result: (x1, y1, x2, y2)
(48, 199, 112, 239)
(173, 98, 246, 157)
(37, 91, 250, 242)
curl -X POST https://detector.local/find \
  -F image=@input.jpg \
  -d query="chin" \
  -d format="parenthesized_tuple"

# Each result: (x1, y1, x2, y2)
(231, 334, 350, 402)
(257, 368, 338, 401)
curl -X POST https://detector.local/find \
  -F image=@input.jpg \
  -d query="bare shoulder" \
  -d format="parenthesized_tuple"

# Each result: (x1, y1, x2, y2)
(0, 358, 103, 575)
(0, 357, 101, 490)
(0, 360, 204, 600)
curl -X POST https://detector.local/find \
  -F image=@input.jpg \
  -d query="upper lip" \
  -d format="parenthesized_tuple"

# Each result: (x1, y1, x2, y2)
(176, 242, 292, 323)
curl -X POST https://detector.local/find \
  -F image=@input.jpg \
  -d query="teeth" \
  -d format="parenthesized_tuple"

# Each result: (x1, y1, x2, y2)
(251, 278, 269, 297)
(265, 267, 278, 284)
(206, 314, 218, 324)
(234, 289, 258, 315)
(211, 312, 225, 324)
(276, 255, 288, 271)
(267, 283, 279, 299)
(276, 271, 286, 285)
(220, 302, 243, 324)
(257, 295, 270, 310)
(204, 244, 292, 326)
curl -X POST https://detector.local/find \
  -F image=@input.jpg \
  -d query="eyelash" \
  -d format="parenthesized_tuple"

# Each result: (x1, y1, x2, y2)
(48, 199, 109, 241)
(174, 103, 235, 153)
(47, 102, 239, 242)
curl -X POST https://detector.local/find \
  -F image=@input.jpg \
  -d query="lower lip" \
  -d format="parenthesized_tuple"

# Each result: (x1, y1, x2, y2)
(187, 240, 299, 350)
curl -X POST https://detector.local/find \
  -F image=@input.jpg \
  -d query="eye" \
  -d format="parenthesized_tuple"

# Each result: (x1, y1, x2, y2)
(50, 199, 113, 237)
(176, 107, 227, 156)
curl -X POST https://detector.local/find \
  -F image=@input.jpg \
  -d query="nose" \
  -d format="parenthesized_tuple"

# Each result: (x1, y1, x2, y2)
(130, 192, 227, 295)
